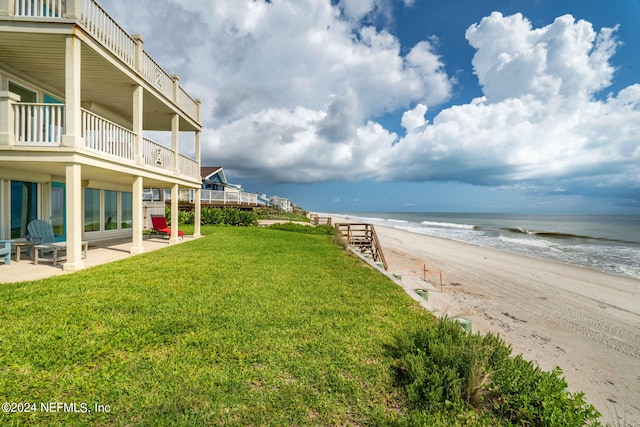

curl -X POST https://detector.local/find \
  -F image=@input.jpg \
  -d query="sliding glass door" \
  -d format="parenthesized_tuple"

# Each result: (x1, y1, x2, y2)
(10, 181, 38, 238)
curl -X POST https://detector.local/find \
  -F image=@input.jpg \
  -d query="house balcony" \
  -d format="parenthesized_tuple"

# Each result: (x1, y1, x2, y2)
(0, 0, 200, 125)
(0, 99, 199, 182)
(145, 189, 259, 208)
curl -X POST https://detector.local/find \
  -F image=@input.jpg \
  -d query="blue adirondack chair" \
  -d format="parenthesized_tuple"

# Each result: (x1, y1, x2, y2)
(27, 220, 88, 265)
(27, 219, 57, 245)
(27, 219, 61, 264)
(0, 240, 10, 265)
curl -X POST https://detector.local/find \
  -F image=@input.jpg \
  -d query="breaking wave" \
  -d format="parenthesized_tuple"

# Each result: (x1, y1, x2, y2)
(421, 221, 477, 230)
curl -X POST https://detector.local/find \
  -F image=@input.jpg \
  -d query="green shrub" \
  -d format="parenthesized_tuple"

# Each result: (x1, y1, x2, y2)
(392, 317, 601, 426)
(268, 223, 333, 235)
(490, 357, 601, 426)
(201, 206, 223, 224)
(167, 206, 257, 226)
(178, 210, 194, 225)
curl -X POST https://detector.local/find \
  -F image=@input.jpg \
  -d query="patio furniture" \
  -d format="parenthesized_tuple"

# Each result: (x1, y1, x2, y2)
(0, 240, 10, 265)
(33, 242, 88, 265)
(151, 215, 184, 239)
(11, 238, 34, 262)
(27, 219, 88, 265)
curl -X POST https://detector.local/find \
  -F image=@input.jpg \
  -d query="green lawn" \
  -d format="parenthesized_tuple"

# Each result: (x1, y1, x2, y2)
(0, 226, 600, 426)
(0, 227, 429, 426)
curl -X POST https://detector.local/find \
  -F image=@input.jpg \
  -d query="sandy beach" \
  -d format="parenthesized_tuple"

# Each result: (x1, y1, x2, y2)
(329, 214, 640, 426)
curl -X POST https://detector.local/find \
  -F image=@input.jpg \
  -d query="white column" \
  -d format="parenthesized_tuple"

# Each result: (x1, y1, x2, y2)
(63, 0, 82, 19)
(194, 188, 201, 238)
(62, 35, 82, 149)
(0, 91, 19, 146)
(195, 99, 202, 124)
(130, 176, 144, 254)
(133, 86, 144, 165)
(131, 34, 144, 74)
(195, 130, 201, 169)
(63, 163, 85, 271)
(170, 183, 179, 244)
(0, 0, 14, 16)
(171, 113, 180, 174)
(171, 74, 180, 103)
(194, 130, 201, 238)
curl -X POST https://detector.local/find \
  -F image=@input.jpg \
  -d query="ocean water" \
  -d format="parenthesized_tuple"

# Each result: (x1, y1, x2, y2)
(337, 212, 640, 280)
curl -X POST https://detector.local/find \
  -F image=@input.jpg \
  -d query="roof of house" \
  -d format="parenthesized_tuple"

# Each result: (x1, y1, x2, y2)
(201, 167, 222, 179)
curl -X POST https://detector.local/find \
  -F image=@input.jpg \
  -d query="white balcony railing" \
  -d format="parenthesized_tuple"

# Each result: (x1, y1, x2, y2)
(178, 87, 199, 120)
(143, 137, 174, 173)
(14, 103, 64, 145)
(80, 0, 136, 68)
(159, 189, 259, 206)
(13, 0, 63, 17)
(82, 109, 135, 161)
(7, 101, 199, 180)
(178, 154, 199, 181)
(10, 0, 199, 123)
(141, 51, 174, 103)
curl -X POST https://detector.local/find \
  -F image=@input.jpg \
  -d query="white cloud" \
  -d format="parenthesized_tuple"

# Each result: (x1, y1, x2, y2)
(383, 12, 640, 199)
(100, 0, 451, 181)
(101, 1, 638, 201)
(401, 103, 428, 132)
(464, 12, 618, 103)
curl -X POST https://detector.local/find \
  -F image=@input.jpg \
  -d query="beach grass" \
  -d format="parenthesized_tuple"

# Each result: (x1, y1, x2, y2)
(0, 227, 427, 426)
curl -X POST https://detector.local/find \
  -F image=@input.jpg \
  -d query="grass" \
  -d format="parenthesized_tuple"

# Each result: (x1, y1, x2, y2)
(0, 226, 601, 426)
(0, 227, 432, 426)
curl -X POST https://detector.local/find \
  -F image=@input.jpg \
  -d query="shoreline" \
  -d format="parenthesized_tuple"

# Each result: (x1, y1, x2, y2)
(326, 213, 640, 426)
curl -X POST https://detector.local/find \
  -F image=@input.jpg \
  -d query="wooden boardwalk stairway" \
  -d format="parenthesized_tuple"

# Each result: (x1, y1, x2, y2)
(335, 223, 388, 270)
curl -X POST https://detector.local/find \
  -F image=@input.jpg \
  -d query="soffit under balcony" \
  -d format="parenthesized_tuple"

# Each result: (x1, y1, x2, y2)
(0, 28, 198, 133)
(0, 158, 198, 189)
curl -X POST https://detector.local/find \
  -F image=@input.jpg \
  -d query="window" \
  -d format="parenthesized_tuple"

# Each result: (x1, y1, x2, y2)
(121, 192, 132, 229)
(8, 82, 36, 102)
(104, 190, 118, 230)
(84, 189, 100, 232)
(51, 182, 65, 240)
(84, 188, 133, 232)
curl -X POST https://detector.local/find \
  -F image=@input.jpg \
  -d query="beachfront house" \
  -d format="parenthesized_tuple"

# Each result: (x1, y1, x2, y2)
(0, 0, 202, 270)
(270, 196, 292, 212)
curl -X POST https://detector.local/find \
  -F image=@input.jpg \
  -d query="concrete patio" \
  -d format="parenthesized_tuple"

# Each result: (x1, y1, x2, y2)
(0, 236, 196, 284)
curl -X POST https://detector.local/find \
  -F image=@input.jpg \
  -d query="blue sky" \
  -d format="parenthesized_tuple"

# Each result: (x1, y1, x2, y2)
(102, 0, 640, 213)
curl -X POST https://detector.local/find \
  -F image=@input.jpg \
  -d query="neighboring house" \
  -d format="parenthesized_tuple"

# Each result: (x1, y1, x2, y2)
(143, 167, 258, 211)
(201, 166, 243, 194)
(270, 196, 292, 212)
(0, 0, 202, 270)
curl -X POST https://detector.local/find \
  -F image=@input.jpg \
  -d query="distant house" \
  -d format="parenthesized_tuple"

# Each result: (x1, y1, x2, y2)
(201, 167, 242, 193)
(200, 167, 257, 206)
(144, 167, 258, 210)
(270, 196, 293, 212)
(0, 0, 202, 270)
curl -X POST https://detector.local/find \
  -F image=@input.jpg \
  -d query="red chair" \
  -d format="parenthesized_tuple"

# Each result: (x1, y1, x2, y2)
(151, 215, 184, 238)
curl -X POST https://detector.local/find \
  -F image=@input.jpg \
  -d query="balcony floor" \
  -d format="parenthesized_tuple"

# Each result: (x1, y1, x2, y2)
(1, 235, 196, 284)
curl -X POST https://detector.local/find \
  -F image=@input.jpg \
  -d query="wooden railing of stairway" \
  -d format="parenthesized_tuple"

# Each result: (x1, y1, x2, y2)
(335, 223, 388, 270)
